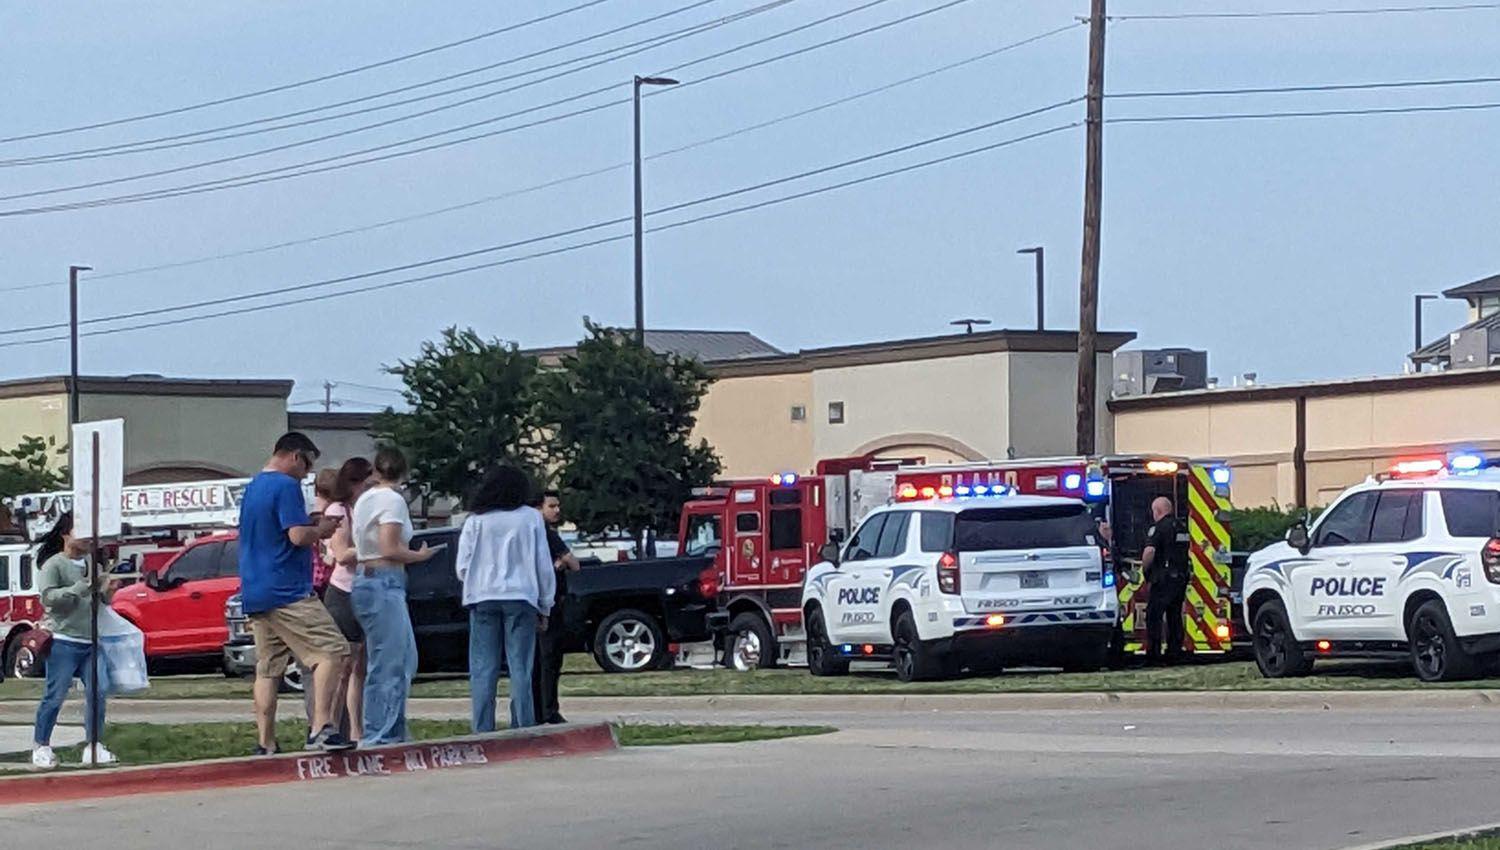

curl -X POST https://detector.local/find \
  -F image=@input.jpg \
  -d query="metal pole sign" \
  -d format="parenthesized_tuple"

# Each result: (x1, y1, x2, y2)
(71, 419, 123, 768)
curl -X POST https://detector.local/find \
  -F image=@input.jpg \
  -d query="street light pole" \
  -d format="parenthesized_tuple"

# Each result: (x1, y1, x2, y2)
(1018, 247, 1044, 330)
(1413, 293, 1438, 365)
(67, 264, 91, 429)
(633, 75, 678, 346)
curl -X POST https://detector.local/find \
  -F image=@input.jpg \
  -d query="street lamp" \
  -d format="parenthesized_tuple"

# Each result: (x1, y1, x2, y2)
(633, 75, 679, 347)
(68, 264, 92, 428)
(1413, 294, 1438, 356)
(1017, 247, 1044, 331)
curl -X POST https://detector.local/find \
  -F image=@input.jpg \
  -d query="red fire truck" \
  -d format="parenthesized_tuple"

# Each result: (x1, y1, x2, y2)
(684, 454, 1234, 670)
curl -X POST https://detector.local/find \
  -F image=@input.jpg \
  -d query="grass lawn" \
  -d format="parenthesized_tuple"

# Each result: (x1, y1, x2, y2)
(1395, 830, 1500, 849)
(0, 657, 1485, 702)
(0, 720, 833, 767)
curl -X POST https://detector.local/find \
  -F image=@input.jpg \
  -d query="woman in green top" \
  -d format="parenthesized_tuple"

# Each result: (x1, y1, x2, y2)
(31, 512, 119, 769)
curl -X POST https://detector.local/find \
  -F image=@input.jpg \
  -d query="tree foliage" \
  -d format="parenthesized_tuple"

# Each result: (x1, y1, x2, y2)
(374, 327, 542, 502)
(1225, 504, 1324, 553)
(0, 434, 68, 502)
(536, 321, 721, 539)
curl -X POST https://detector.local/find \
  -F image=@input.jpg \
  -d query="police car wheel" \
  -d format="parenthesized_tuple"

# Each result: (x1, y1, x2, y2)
(1251, 601, 1312, 678)
(1409, 600, 1476, 683)
(723, 613, 777, 671)
(805, 608, 849, 677)
(893, 610, 945, 682)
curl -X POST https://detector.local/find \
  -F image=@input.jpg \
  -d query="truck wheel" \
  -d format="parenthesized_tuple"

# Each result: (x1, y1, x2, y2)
(805, 608, 849, 677)
(594, 609, 666, 674)
(723, 613, 777, 671)
(1252, 600, 1313, 678)
(1410, 600, 1476, 682)
(893, 610, 946, 682)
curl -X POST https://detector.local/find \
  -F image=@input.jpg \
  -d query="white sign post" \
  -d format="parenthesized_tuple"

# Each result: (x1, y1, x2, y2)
(71, 418, 123, 767)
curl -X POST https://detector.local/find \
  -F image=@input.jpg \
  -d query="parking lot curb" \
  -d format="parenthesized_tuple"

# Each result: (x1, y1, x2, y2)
(1338, 820, 1500, 850)
(0, 722, 618, 806)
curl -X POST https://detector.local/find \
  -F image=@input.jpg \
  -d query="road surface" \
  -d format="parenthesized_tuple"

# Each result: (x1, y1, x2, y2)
(5, 704, 1499, 850)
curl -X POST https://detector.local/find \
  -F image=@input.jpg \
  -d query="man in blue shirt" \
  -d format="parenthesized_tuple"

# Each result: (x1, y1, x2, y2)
(240, 432, 352, 753)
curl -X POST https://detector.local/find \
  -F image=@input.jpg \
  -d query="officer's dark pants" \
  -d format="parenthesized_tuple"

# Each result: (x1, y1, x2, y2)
(1145, 572, 1189, 662)
(532, 611, 566, 723)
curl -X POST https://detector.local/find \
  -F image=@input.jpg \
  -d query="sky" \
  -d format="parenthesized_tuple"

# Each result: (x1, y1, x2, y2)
(1, 0, 1496, 410)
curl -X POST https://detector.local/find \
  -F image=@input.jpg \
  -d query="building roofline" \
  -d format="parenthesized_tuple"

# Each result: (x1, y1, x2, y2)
(1107, 365, 1500, 411)
(287, 411, 378, 431)
(1442, 273, 1500, 299)
(0, 375, 293, 401)
(708, 329, 1136, 377)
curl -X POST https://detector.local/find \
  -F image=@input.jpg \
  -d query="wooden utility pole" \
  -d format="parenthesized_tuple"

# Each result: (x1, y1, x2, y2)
(1075, 0, 1106, 455)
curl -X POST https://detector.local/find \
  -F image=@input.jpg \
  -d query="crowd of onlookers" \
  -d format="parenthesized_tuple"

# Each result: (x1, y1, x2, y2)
(29, 430, 575, 765)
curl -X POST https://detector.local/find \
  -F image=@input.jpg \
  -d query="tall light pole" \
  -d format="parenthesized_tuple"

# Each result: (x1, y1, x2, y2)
(68, 264, 92, 429)
(1413, 293, 1438, 366)
(1018, 247, 1044, 330)
(634, 75, 678, 346)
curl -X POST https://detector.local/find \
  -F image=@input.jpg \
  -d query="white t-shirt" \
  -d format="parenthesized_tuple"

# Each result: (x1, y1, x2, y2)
(352, 486, 413, 564)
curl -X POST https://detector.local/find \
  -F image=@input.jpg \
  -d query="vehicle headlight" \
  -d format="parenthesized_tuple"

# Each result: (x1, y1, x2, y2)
(225, 598, 243, 619)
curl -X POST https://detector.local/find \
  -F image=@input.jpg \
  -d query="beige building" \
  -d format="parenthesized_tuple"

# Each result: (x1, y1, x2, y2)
(0, 375, 294, 483)
(1110, 366, 1500, 508)
(695, 330, 1134, 478)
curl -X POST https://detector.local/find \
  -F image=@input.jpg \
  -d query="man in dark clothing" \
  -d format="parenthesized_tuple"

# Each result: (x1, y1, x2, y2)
(1141, 496, 1189, 666)
(533, 490, 579, 725)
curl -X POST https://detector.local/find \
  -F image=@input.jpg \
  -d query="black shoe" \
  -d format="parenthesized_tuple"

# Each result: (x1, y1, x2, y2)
(253, 744, 279, 757)
(306, 725, 357, 752)
(546, 714, 567, 725)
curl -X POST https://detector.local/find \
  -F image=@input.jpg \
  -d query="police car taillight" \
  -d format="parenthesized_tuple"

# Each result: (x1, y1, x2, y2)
(937, 551, 960, 595)
(1482, 538, 1500, 583)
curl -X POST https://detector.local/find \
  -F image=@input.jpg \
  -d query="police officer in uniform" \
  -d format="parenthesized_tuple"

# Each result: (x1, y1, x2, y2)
(1141, 496, 1188, 665)
(532, 490, 579, 725)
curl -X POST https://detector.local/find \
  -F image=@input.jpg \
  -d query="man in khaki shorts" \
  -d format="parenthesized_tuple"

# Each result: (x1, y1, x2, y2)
(238, 433, 353, 753)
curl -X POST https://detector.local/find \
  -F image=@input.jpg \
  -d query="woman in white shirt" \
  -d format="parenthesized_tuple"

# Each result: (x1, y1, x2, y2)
(455, 465, 555, 731)
(350, 447, 433, 746)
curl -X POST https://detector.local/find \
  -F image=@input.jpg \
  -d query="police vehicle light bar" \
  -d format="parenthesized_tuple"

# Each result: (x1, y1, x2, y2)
(1392, 458, 1444, 476)
(1388, 453, 1492, 478)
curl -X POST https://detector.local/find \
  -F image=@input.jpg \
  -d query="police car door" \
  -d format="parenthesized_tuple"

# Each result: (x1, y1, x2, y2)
(1359, 488, 1424, 638)
(1301, 491, 1382, 638)
(830, 512, 903, 643)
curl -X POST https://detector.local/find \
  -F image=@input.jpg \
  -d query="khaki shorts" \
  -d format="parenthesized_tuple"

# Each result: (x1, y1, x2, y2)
(249, 596, 350, 679)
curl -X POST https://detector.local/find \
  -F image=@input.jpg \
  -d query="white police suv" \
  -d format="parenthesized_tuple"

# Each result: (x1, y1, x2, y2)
(801, 494, 1116, 682)
(1243, 456, 1500, 682)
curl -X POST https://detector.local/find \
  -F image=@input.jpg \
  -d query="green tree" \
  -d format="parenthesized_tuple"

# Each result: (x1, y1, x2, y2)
(538, 321, 721, 544)
(374, 327, 543, 502)
(0, 434, 68, 502)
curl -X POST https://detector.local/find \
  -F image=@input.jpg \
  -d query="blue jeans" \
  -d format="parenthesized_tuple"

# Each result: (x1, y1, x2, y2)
(352, 569, 417, 746)
(469, 600, 538, 732)
(34, 639, 106, 746)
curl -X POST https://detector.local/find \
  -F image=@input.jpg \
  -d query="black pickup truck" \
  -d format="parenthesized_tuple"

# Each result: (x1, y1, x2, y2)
(224, 525, 725, 676)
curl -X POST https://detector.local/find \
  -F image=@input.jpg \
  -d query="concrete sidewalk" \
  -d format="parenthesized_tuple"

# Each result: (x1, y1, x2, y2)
(5, 688, 1500, 727)
(0, 724, 81, 755)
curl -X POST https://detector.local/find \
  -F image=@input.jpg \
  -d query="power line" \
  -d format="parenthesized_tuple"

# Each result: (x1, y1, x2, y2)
(331, 381, 407, 396)
(0, 0, 745, 168)
(1111, 74, 1500, 98)
(0, 18, 1079, 293)
(1110, 100, 1500, 122)
(0, 98, 1080, 339)
(0, 122, 1078, 351)
(0, 0, 802, 201)
(0, 0, 954, 216)
(0, 0, 617, 145)
(1108, 3, 1500, 20)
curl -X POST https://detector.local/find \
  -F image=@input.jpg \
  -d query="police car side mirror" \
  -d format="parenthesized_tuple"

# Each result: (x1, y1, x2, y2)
(819, 542, 842, 566)
(1286, 522, 1311, 555)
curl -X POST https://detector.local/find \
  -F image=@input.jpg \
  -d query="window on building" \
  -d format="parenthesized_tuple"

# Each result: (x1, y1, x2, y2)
(828, 401, 845, 424)
(1479, 295, 1500, 319)
(790, 405, 806, 422)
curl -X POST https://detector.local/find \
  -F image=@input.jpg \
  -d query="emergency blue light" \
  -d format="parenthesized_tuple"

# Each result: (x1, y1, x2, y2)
(770, 472, 798, 487)
(841, 644, 854, 655)
(955, 485, 972, 496)
(1103, 569, 1116, 588)
(973, 485, 990, 495)
(1063, 472, 1083, 491)
(1085, 479, 1107, 499)
(1211, 466, 1231, 486)
(1449, 453, 1484, 473)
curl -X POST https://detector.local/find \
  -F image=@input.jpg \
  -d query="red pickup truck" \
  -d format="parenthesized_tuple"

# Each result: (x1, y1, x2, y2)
(111, 532, 241, 662)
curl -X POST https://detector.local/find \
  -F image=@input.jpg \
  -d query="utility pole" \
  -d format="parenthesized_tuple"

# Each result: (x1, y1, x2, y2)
(1413, 294, 1437, 366)
(1074, 0, 1106, 456)
(67, 264, 92, 432)
(323, 381, 335, 413)
(633, 75, 679, 346)
(1018, 247, 1045, 330)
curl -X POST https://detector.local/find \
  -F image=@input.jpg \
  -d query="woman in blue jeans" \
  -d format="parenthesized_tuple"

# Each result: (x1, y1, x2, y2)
(455, 466, 556, 732)
(32, 512, 119, 768)
(350, 447, 434, 746)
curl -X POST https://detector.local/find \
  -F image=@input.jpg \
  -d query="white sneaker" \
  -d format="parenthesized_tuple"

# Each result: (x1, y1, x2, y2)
(80, 744, 117, 766)
(31, 746, 57, 769)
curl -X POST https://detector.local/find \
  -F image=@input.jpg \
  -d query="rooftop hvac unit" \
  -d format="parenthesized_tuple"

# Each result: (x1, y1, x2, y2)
(1112, 348, 1209, 396)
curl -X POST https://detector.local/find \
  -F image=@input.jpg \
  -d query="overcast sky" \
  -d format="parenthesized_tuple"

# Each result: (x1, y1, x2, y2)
(1, 0, 1495, 410)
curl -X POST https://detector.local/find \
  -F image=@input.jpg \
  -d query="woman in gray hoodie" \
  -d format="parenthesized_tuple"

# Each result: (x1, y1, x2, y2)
(31, 512, 119, 768)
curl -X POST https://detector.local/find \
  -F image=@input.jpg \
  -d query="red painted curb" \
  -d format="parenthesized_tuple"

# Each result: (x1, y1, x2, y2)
(0, 722, 618, 806)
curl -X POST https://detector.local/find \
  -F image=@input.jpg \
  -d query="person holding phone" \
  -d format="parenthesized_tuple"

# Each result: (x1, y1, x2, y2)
(455, 465, 555, 732)
(323, 456, 375, 742)
(350, 447, 433, 746)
